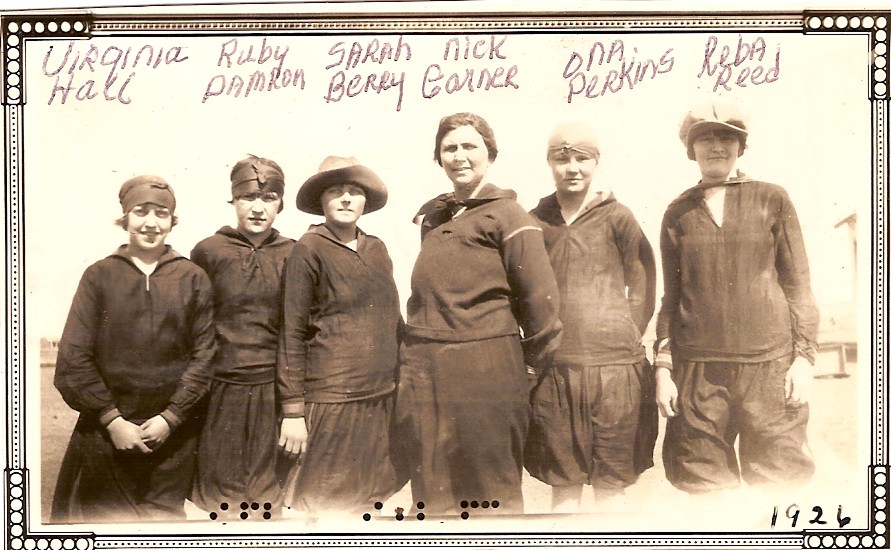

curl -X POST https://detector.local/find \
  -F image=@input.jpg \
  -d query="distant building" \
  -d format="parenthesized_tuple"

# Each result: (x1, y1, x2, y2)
(816, 213, 857, 377)
(40, 337, 59, 367)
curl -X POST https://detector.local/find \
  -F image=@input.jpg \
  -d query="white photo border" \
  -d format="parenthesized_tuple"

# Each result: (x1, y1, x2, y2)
(2, 6, 889, 549)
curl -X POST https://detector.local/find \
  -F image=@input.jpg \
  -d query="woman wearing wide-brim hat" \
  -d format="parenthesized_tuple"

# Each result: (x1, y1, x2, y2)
(277, 156, 404, 515)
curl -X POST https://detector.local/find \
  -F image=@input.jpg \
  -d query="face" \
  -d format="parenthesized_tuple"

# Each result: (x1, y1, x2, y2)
(127, 203, 173, 253)
(438, 125, 491, 193)
(321, 184, 366, 229)
(692, 129, 741, 182)
(234, 191, 281, 237)
(549, 149, 598, 196)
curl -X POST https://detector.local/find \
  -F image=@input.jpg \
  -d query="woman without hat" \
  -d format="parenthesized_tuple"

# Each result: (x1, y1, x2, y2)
(653, 101, 819, 493)
(524, 121, 658, 511)
(190, 156, 297, 518)
(277, 156, 404, 514)
(52, 176, 216, 522)
(392, 112, 563, 515)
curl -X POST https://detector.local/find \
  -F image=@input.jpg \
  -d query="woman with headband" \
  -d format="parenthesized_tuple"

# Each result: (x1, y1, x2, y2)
(190, 156, 296, 518)
(52, 176, 216, 522)
(524, 122, 657, 512)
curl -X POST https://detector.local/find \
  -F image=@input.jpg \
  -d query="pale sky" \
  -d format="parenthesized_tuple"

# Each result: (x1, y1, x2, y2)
(22, 30, 868, 344)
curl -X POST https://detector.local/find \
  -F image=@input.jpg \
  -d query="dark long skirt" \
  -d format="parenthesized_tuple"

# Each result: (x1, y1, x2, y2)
(392, 334, 530, 515)
(51, 413, 199, 523)
(526, 361, 649, 498)
(191, 379, 283, 516)
(662, 355, 814, 493)
(283, 392, 404, 515)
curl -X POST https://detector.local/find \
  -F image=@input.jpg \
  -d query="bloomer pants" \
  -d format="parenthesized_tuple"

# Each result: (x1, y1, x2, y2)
(392, 334, 529, 515)
(525, 361, 654, 498)
(662, 355, 814, 493)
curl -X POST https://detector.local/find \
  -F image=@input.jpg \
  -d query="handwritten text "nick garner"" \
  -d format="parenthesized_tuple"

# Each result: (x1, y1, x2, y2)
(422, 35, 519, 99)
(203, 38, 305, 103)
(698, 35, 779, 91)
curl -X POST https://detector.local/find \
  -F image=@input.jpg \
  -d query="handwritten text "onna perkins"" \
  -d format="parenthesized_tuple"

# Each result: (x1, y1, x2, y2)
(203, 38, 305, 103)
(42, 42, 188, 105)
(563, 39, 674, 102)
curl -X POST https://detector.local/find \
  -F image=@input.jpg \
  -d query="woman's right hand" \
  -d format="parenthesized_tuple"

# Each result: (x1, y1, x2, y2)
(655, 366, 679, 418)
(106, 416, 153, 453)
(279, 417, 308, 460)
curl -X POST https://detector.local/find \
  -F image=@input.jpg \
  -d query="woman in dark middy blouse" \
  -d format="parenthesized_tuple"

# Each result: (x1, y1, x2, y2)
(394, 112, 563, 515)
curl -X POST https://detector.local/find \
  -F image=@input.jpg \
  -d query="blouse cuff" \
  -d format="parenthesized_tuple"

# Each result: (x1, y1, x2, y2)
(653, 338, 673, 370)
(98, 407, 122, 427)
(794, 343, 817, 366)
(281, 399, 305, 418)
(159, 408, 183, 430)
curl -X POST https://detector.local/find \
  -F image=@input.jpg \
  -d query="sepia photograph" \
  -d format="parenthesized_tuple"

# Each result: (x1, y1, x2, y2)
(2, 1, 887, 547)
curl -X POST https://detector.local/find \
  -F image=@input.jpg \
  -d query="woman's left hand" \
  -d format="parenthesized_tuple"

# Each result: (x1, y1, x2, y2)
(784, 356, 814, 404)
(140, 415, 172, 449)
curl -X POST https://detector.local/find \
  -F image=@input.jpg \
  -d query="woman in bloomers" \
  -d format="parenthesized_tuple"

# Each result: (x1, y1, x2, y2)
(393, 112, 563, 515)
(654, 101, 819, 494)
(525, 122, 658, 512)
(52, 176, 216, 522)
(190, 156, 296, 517)
(277, 156, 404, 515)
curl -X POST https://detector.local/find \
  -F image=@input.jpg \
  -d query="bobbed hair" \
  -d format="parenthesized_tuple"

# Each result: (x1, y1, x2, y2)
(433, 112, 498, 166)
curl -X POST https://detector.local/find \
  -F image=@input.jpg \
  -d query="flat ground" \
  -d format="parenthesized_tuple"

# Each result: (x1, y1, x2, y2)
(38, 351, 864, 531)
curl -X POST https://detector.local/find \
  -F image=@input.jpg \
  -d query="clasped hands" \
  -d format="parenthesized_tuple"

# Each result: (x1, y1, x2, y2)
(106, 415, 171, 453)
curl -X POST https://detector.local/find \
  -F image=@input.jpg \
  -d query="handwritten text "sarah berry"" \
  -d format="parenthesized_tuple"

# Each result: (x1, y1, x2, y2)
(325, 36, 411, 112)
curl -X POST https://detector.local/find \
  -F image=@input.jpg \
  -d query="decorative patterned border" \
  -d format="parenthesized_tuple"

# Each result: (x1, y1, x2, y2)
(3, 7, 888, 549)
(802, 12, 889, 99)
(2, 16, 92, 105)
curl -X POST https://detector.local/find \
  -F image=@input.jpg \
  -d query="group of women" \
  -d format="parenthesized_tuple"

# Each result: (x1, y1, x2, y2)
(50, 101, 819, 523)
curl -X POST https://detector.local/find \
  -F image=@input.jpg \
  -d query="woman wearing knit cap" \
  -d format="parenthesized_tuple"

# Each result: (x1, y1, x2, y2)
(393, 112, 563, 515)
(52, 176, 216, 522)
(524, 122, 658, 511)
(654, 101, 818, 494)
(190, 156, 296, 518)
(278, 156, 404, 515)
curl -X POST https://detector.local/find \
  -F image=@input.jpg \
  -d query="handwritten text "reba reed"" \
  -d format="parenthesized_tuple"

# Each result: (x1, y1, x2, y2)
(698, 35, 780, 91)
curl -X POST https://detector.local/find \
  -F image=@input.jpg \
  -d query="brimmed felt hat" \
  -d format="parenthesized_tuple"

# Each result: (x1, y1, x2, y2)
(296, 156, 387, 215)
(679, 102, 749, 160)
(119, 175, 176, 213)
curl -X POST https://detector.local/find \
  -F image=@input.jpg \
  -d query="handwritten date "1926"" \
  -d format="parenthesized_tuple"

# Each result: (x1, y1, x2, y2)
(771, 505, 852, 529)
